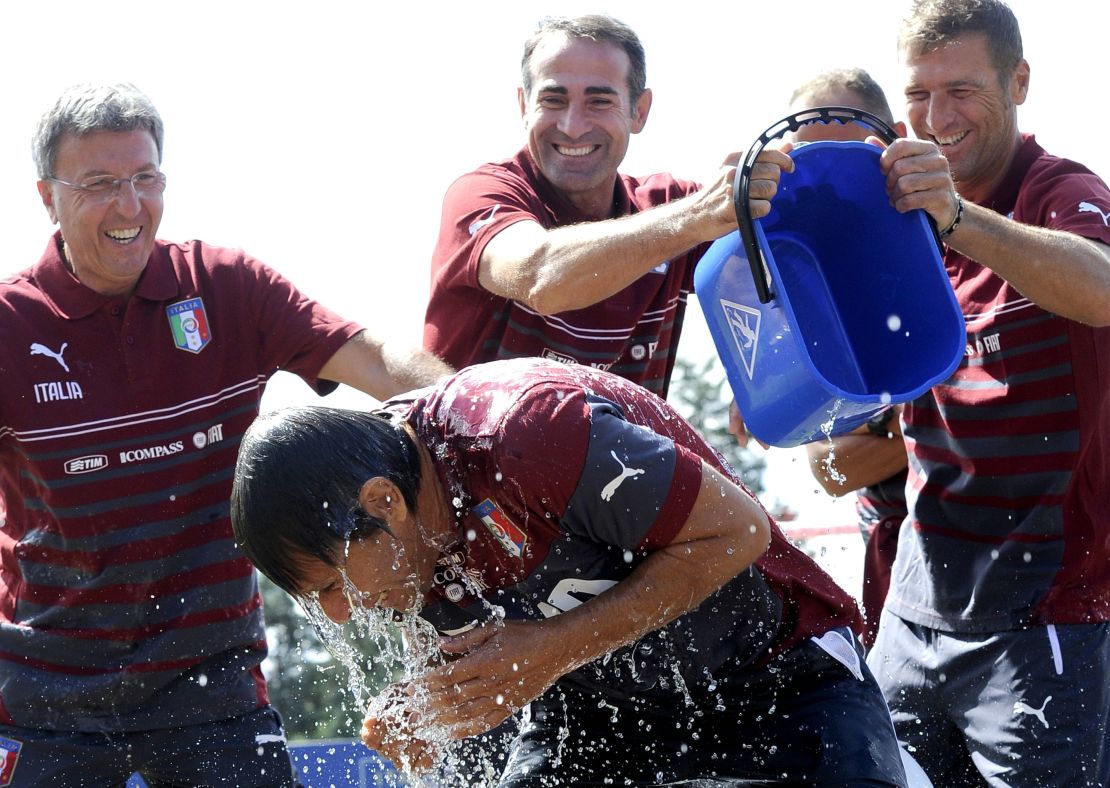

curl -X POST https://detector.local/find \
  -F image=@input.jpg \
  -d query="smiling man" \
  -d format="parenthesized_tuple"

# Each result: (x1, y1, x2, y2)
(865, 1, 1110, 785)
(423, 14, 790, 398)
(0, 82, 450, 786)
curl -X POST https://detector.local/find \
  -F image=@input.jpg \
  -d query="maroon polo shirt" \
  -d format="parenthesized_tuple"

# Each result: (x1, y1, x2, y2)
(0, 233, 361, 731)
(424, 148, 706, 397)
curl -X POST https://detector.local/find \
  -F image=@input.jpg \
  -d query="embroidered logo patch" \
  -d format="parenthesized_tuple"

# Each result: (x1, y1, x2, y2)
(166, 297, 211, 353)
(472, 498, 528, 558)
(0, 735, 22, 787)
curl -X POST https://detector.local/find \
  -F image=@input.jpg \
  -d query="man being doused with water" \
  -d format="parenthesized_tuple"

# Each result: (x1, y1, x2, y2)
(231, 358, 909, 786)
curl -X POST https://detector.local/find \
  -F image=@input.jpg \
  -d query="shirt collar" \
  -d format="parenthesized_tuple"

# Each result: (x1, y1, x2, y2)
(516, 147, 630, 223)
(31, 230, 179, 318)
(978, 133, 1042, 216)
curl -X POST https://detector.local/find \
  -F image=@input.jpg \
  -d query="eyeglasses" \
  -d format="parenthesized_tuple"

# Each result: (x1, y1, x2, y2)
(49, 170, 167, 200)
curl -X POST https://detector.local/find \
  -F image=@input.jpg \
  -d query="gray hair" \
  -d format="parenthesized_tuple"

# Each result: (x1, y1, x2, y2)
(32, 82, 164, 179)
(789, 67, 896, 125)
(521, 14, 647, 103)
(899, 0, 1023, 79)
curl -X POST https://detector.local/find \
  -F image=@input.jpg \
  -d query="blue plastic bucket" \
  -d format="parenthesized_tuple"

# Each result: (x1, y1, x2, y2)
(695, 107, 965, 447)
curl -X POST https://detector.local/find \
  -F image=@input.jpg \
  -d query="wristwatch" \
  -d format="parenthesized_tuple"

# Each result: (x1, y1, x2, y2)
(866, 408, 895, 437)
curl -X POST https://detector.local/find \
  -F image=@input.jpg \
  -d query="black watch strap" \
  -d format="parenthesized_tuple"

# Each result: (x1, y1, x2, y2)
(866, 408, 895, 437)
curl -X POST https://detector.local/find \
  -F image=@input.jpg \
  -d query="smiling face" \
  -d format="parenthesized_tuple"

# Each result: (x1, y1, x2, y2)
(901, 33, 1028, 203)
(519, 32, 651, 219)
(38, 128, 163, 298)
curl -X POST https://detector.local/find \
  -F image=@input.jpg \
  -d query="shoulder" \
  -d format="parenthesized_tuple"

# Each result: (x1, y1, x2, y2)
(622, 171, 701, 208)
(429, 359, 590, 439)
(1016, 142, 1110, 239)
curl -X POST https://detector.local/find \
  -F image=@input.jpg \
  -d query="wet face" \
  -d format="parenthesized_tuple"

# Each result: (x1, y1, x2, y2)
(38, 128, 164, 297)
(296, 529, 429, 625)
(519, 33, 651, 219)
(901, 33, 1028, 202)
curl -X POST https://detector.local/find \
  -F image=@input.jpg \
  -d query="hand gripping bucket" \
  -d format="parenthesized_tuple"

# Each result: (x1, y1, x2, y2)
(694, 107, 965, 447)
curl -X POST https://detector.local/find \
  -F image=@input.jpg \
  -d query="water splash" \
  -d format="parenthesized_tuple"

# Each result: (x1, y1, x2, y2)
(818, 400, 846, 487)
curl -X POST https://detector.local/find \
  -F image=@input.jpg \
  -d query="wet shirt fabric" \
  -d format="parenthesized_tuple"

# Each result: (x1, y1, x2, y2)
(891, 135, 1110, 633)
(423, 148, 705, 398)
(386, 358, 860, 708)
(0, 234, 360, 731)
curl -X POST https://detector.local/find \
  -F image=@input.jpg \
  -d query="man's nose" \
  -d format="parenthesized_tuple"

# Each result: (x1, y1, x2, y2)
(557, 102, 592, 139)
(925, 94, 953, 135)
(112, 178, 144, 214)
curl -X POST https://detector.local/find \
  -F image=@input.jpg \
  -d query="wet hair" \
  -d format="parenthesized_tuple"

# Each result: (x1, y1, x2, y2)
(521, 14, 647, 104)
(899, 0, 1023, 80)
(231, 406, 422, 597)
(32, 82, 165, 180)
(788, 67, 896, 125)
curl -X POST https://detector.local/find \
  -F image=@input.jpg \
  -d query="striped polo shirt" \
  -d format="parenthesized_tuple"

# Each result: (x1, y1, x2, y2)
(423, 148, 705, 398)
(0, 235, 360, 731)
(887, 136, 1110, 633)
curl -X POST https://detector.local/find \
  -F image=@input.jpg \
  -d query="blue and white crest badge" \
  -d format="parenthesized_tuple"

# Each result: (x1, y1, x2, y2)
(166, 298, 212, 354)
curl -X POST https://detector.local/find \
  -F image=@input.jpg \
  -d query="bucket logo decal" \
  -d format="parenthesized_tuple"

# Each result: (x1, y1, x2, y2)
(166, 298, 212, 354)
(720, 299, 761, 379)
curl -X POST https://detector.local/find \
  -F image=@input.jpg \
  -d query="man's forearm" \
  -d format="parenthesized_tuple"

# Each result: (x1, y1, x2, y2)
(535, 462, 772, 676)
(948, 203, 1110, 326)
(484, 186, 729, 315)
(319, 331, 454, 401)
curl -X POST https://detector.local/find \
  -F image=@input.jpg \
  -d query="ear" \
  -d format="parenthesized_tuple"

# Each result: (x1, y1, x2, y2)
(37, 180, 59, 224)
(518, 86, 528, 121)
(631, 87, 652, 134)
(1010, 59, 1030, 106)
(893, 121, 908, 138)
(358, 476, 409, 527)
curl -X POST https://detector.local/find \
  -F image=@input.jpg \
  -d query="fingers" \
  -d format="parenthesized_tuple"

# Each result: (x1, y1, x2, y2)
(747, 149, 794, 219)
(727, 401, 748, 448)
(361, 714, 443, 774)
(439, 623, 498, 655)
(880, 139, 959, 226)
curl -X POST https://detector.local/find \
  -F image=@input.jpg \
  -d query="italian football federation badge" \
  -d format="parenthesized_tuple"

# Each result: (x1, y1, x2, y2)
(473, 498, 528, 558)
(166, 297, 212, 354)
(0, 735, 22, 787)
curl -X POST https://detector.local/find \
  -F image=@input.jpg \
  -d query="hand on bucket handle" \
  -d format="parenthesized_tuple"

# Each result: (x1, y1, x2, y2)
(733, 106, 904, 304)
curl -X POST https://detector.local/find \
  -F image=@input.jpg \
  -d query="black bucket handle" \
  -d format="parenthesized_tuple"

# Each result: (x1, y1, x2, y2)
(733, 106, 905, 304)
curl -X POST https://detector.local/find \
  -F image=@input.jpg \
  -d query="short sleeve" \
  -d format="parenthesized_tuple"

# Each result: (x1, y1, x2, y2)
(233, 252, 362, 393)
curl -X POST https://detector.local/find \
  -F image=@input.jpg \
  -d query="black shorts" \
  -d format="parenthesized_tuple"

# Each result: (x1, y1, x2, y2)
(499, 630, 907, 786)
(868, 612, 1110, 787)
(0, 705, 297, 787)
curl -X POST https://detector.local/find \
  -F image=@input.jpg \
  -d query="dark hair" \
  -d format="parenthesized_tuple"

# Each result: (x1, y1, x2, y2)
(521, 14, 647, 103)
(899, 0, 1023, 79)
(789, 67, 896, 125)
(32, 82, 165, 179)
(231, 406, 422, 596)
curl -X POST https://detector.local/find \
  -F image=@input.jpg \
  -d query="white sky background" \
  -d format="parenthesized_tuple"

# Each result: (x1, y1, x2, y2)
(3, 0, 1105, 534)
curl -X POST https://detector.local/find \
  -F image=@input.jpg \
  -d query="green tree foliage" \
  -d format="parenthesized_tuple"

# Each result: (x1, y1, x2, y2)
(667, 354, 766, 495)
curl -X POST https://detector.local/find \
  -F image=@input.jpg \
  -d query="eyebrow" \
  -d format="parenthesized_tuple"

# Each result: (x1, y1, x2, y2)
(536, 85, 621, 96)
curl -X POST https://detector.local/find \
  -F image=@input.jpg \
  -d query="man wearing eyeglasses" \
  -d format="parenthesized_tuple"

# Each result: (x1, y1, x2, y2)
(0, 82, 451, 787)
